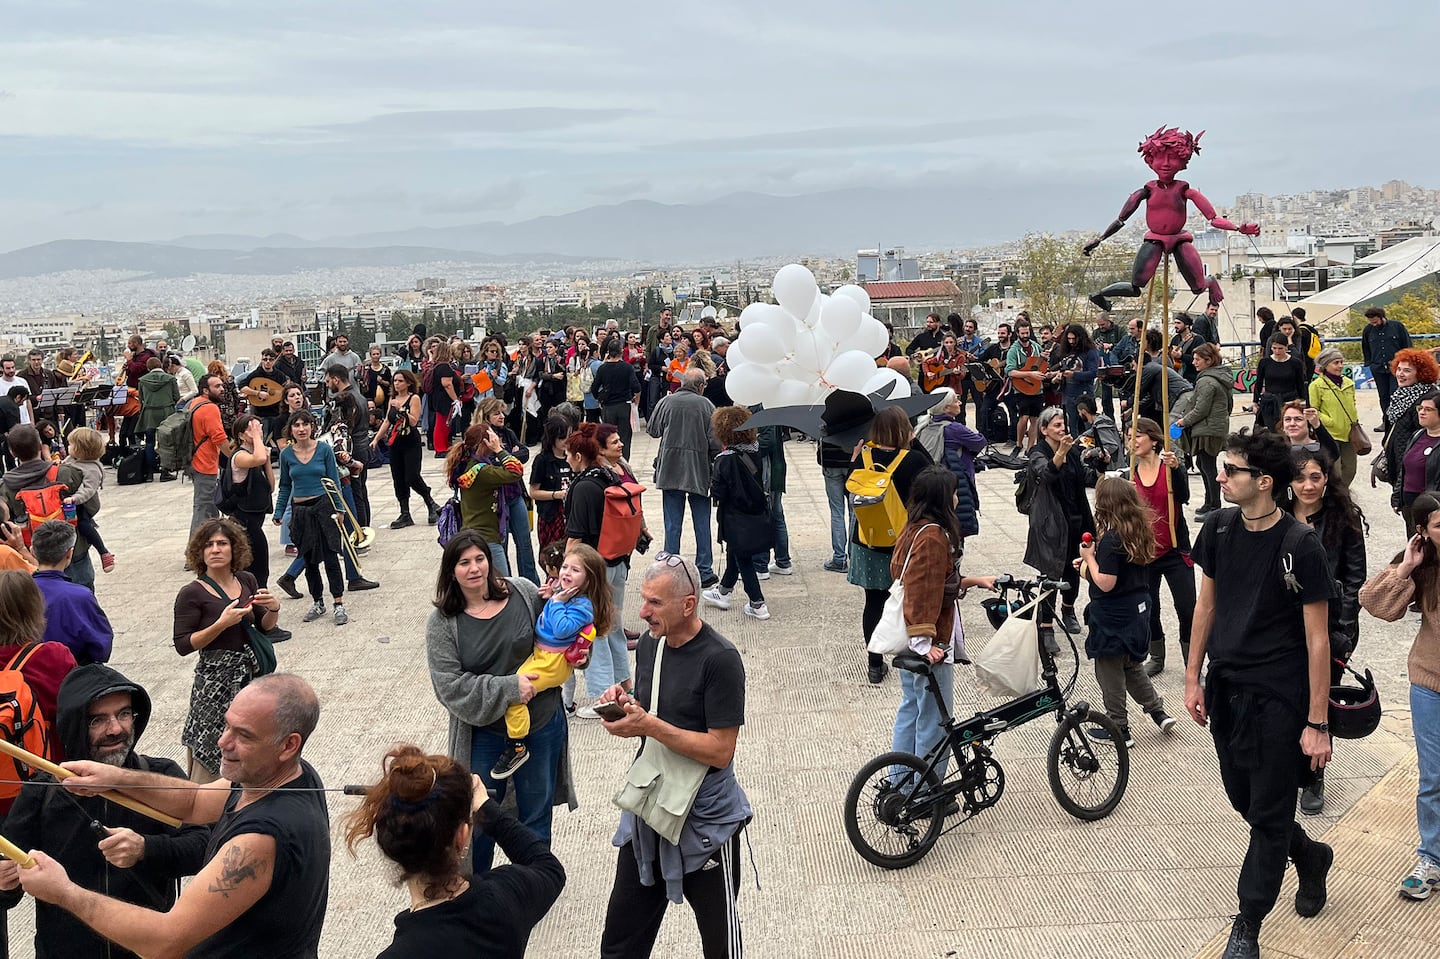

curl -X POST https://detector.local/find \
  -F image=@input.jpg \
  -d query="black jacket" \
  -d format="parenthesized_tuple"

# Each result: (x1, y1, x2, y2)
(711, 446, 772, 554)
(1395, 429, 1440, 508)
(1296, 503, 1366, 659)
(0, 665, 211, 959)
(1023, 442, 1096, 578)
(1131, 358, 1193, 424)
(1385, 405, 1425, 501)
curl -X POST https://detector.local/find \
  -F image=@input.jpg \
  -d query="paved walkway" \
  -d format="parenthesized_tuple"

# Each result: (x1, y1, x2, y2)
(5, 391, 1436, 958)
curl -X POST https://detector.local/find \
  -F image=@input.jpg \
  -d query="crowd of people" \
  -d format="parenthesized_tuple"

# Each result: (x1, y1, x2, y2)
(0, 299, 1435, 959)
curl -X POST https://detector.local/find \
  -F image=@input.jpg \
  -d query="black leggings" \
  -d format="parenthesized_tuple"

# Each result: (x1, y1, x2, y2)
(389, 437, 433, 516)
(304, 552, 344, 603)
(1196, 449, 1221, 511)
(863, 587, 888, 668)
(1147, 548, 1195, 656)
(234, 509, 270, 589)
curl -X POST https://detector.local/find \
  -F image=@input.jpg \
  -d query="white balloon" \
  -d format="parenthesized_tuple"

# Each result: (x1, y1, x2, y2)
(774, 358, 811, 383)
(738, 302, 774, 329)
(821, 296, 863, 342)
(824, 350, 882, 392)
(862, 367, 912, 399)
(760, 311, 799, 353)
(771, 379, 813, 408)
(851, 316, 888, 358)
(799, 290, 824, 329)
(772, 264, 818, 320)
(736, 323, 784, 365)
(725, 363, 780, 406)
(792, 330, 835, 375)
(832, 284, 872, 315)
(724, 341, 747, 369)
(805, 381, 832, 404)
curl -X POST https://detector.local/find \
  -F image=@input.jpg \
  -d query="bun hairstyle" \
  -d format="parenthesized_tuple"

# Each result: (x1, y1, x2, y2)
(344, 745, 473, 898)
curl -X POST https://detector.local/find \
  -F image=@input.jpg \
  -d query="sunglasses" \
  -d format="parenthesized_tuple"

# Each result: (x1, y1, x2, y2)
(654, 551, 696, 595)
(1221, 463, 1263, 478)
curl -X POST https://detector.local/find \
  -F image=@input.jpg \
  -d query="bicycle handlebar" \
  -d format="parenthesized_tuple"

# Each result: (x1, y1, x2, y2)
(994, 574, 1063, 594)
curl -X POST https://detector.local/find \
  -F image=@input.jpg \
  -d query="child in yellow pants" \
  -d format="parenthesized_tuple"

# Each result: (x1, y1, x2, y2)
(492, 543, 614, 780)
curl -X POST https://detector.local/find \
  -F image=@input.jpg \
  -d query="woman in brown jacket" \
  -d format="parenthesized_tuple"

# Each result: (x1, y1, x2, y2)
(1358, 490, 1440, 900)
(889, 466, 996, 780)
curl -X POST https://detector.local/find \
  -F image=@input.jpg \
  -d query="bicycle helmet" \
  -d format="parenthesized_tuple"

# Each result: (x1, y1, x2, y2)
(1328, 662, 1381, 740)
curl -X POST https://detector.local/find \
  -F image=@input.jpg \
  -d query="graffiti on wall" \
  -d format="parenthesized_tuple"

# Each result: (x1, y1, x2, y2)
(1231, 364, 1374, 392)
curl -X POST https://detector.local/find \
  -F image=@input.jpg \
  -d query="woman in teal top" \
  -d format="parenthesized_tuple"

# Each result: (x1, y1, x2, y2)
(272, 410, 349, 626)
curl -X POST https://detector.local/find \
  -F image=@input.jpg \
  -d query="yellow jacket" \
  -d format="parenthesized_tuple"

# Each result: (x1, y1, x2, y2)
(1308, 373, 1358, 439)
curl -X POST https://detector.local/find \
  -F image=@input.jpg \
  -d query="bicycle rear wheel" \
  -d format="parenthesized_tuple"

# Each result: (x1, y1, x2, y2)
(842, 751, 944, 869)
(1047, 708, 1130, 821)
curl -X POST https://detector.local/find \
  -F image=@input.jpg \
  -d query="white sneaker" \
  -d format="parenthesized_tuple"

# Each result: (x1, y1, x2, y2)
(575, 705, 601, 720)
(755, 570, 770, 581)
(1400, 859, 1440, 900)
(702, 586, 732, 610)
(743, 602, 771, 620)
(768, 562, 794, 576)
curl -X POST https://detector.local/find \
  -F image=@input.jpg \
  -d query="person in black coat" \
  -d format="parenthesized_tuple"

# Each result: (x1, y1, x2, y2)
(1285, 447, 1367, 814)
(1023, 406, 1096, 638)
(0, 665, 211, 959)
(1252, 333, 1309, 429)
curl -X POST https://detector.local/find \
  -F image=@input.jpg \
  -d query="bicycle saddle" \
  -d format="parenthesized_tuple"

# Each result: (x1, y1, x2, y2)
(892, 652, 931, 675)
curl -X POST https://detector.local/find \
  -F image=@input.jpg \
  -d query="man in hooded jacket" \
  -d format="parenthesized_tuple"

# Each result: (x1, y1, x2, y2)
(0, 664, 210, 959)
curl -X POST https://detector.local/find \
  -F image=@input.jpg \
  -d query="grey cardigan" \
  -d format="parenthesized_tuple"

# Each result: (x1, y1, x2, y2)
(425, 576, 578, 810)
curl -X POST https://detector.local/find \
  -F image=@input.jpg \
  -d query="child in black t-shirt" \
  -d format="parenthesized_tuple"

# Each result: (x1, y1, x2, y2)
(1076, 477, 1176, 745)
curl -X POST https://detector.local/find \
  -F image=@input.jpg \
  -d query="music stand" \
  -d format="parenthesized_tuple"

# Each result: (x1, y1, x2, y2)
(37, 385, 79, 416)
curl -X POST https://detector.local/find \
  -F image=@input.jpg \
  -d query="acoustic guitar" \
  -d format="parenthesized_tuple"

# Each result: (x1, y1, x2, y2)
(1005, 355, 1049, 396)
(240, 375, 286, 411)
(917, 349, 971, 393)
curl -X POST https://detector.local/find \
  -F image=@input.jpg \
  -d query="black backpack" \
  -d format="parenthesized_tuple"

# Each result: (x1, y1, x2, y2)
(1013, 466, 1036, 515)
(116, 448, 151, 486)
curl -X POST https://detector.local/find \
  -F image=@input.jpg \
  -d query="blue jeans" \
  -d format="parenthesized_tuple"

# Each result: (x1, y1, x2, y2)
(279, 505, 293, 548)
(821, 467, 851, 564)
(892, 662, 956, 779)
(1413, 683, 1440, 867)
(585, 560, 632, 697)
(469, 706, 565, 872)
(143, 429, 158, 471)
(503, 495, 540, 584)
(661, 489, 714, 582)
(753, 492, 791, 572)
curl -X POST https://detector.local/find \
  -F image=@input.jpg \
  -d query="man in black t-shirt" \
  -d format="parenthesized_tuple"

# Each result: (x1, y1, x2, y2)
(20, 674, 330, 959)
(1186, 431, 1335, 958)
(592, 339, 642, 458)
(595, 554, 750, 959)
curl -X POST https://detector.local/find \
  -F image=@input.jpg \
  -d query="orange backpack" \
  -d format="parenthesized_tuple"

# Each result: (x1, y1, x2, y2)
(0, 644, 52, 805)
(15, 463, 75, 546)
(584, 473, 646, 561)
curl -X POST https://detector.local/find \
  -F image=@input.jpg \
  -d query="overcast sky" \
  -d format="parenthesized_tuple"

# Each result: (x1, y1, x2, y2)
(1, 0, 1436, 251)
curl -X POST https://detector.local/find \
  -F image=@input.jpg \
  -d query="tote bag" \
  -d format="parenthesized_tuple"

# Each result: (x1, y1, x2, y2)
(972, 591, 1045, 698)
(866, 524, 936, 657)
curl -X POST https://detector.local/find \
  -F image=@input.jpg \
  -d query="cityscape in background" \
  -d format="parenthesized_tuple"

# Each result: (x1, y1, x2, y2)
(1, 178, 1437, 368)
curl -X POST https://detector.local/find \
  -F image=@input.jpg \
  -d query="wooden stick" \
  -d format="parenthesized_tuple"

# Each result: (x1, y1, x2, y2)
(0, 834, 36, 869)
(0, 740, 183, 828)
(1159, 258, 1177, 544)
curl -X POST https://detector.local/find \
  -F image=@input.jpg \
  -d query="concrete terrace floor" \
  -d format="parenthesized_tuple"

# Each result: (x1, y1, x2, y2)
(6, 390, 1437, 959)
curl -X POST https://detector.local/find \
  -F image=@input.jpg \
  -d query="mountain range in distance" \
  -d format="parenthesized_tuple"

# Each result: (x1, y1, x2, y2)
(0, 174, 1129, 280)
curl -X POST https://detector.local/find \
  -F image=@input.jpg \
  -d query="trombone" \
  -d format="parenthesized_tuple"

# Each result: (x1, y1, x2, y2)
(321, 478, 376, 574)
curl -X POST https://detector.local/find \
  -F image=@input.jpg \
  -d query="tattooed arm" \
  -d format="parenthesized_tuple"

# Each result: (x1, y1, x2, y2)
(19, 834, 276, 959)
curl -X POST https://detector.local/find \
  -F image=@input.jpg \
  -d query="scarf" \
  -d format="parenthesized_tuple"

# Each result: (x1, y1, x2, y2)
(1387, 382, 1430, 423)
(1322, 371, 1344, 387)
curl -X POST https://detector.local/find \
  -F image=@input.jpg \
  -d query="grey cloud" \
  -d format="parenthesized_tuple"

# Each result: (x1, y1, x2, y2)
(306, 108, 639, 139)
(418, 182, 526, 216)
(656, 117, 1082, 154)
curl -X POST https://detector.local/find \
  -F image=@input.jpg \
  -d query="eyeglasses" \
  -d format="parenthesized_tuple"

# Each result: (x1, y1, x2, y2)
(88, 707, 136, 731)
(1221, 463, 1263, 478)
(654, 551, 697, 596)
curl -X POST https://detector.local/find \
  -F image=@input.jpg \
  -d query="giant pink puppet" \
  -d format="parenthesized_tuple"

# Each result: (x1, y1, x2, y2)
(1083, 127, 1259, 312)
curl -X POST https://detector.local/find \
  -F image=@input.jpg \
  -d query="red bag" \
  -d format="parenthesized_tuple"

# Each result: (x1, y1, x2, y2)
(596, 477, 646, 561)
(0, 644, 53, 806)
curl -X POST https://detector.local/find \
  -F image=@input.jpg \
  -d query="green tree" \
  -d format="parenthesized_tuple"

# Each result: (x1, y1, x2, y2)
(1015, 233, 1132, 328)
(1337, 284, 1440, 362)
(385, 310, 413, 343)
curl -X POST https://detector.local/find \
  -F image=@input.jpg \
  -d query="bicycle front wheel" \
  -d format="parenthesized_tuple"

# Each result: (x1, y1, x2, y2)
(1046, 708, 1130, 821)
(842, 751, 944, 869)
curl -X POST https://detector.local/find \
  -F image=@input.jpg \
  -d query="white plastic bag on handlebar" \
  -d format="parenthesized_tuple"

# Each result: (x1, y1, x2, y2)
(972, 591, 1047, 698)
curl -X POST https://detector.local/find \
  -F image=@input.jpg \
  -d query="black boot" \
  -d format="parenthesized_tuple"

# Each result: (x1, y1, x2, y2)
(1145, 640, 1165, 677)
(1300, 769, 1325, 816)
(1293, 838, 1334, 917)
(1221, 915, 1260, 959)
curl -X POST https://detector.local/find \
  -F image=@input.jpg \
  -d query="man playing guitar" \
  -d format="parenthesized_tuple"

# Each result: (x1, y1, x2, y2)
(237, 349, 286, 444)
(1004, 318, 1047, 452)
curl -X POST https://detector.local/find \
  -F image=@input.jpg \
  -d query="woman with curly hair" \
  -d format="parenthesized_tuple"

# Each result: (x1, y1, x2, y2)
(1383, 348, 1440, 520)
(344, 744, 565, 954)
(173, 517, 281, 781)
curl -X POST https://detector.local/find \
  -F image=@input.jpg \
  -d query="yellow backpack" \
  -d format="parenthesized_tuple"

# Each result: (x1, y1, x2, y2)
(846, 446, 910, 548)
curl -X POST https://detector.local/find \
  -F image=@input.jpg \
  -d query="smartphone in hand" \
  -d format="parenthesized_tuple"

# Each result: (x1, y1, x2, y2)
(594, 701, 628, 722)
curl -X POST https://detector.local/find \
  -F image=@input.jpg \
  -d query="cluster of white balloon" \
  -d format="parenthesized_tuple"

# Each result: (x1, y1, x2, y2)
(723, 264, 911, 408)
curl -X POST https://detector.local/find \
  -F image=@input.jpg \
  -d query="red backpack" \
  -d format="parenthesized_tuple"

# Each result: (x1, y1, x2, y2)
(0, 644, 53, 806)
(15, 463, 75, 546)
(582, 472, 646, 561)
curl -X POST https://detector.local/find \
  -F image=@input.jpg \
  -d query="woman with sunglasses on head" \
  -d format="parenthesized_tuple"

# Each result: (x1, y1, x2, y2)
(1360, 491, 1440, 901)
(1284, 447, 1366, 815)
